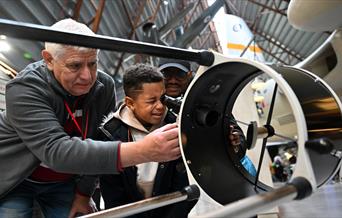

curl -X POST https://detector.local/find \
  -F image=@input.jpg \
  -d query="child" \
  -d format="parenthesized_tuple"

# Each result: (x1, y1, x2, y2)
(99, 64, 194, 217)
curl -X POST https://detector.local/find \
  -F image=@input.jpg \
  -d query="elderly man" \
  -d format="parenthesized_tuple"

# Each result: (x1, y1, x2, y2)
(0, 19, 180, 218)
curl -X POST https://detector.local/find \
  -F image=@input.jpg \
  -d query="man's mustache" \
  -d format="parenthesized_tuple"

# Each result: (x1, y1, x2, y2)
(166, 83, 180, 87)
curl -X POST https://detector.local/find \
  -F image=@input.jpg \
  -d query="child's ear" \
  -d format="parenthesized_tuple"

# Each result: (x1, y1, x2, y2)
(125, 96, 135, 111)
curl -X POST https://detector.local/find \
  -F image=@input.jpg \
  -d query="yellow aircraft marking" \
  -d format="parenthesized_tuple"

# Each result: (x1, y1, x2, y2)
(227, 43, 262, 53)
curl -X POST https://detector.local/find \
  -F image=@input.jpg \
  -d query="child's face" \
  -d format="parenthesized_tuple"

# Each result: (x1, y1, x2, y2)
(128, 81, 166, 127)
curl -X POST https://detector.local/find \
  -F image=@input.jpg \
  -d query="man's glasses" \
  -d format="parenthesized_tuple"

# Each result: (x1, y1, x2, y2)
(162, 70, 188, 80)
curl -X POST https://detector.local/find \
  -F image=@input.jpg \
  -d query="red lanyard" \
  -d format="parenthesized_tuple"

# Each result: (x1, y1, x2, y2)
(127, 128, 132, 142)
(64, 100, 89, 140)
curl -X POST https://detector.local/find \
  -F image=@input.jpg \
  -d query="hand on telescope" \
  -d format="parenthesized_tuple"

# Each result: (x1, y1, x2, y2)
(120, 123, 181, 167)
(142, 123, 181, 162)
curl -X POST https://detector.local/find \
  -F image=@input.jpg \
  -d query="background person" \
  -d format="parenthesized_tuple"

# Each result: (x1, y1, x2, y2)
(0, 19, 180, 218)
(158, 58, 193, 98)
(229, 119, 257, 176)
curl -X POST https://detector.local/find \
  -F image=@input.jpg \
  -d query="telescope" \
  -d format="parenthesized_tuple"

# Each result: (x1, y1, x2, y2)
(160, 94, 183, 115)
(1, 18, 342, 218)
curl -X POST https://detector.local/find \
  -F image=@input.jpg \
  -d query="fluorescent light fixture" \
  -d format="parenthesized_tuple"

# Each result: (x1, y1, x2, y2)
(254, 95, 264, 103)
(0, 41, 11, 52)
(251, 78, 266, 90)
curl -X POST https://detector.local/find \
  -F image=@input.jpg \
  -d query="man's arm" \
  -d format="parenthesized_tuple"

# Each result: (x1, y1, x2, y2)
(6, 80, 120, 174)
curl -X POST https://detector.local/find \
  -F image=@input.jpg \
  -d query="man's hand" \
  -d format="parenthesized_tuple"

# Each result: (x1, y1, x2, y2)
(142, 123, 180, 162)
(120, 123, 180, 167)
(68, 193, 97, 218)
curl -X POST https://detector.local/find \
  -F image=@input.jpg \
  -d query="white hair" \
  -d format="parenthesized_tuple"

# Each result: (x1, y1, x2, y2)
(45, 18, 98, 58)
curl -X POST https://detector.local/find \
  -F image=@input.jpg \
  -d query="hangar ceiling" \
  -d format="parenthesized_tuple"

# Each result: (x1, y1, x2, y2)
(0, 0, 331, 79)
(0, 0, 221, 80)
(227, 0, 331, 65)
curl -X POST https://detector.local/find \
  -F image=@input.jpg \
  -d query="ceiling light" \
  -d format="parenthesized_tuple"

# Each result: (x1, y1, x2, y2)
(251, 78, 266, 90)
(251, 82, 266, 90)
(23, 52, 33, 60)
(0, 41, 10, 52)
(254, 95, 264, 103)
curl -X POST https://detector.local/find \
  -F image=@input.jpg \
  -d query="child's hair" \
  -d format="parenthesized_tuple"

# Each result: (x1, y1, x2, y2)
(123, 64, 164, 98)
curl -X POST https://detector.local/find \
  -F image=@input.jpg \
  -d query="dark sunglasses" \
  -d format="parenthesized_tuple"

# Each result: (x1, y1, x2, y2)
(162, 71, 188, 80)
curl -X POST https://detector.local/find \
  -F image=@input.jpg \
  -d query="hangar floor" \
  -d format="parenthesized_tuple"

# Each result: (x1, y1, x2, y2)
(31, 181, 342, 217)
(279, 181, 342, 218)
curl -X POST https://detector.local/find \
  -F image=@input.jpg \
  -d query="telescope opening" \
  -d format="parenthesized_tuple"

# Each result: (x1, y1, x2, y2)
(195, 107, 220, 127)
(180, 60, 342, 205)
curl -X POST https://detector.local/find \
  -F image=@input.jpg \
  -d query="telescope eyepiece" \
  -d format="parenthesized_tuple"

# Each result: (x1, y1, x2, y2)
(160, 94, 182, 114)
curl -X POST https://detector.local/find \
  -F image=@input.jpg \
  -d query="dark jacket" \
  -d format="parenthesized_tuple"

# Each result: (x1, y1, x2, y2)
(99, 109, 195, 218)
(0, 60, 120, 198)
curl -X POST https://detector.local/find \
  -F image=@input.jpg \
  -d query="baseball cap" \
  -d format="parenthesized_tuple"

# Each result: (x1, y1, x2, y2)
(158, 58, 191, 73)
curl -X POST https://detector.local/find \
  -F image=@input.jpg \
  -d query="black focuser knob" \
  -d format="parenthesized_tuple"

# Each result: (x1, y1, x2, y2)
(160, 94, 182, 114)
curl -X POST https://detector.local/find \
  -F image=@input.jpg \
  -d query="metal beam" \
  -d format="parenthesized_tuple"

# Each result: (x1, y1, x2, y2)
(184, 1, 201, 30)
(208, 22, 222, 53)
(113, 0, 147, 76)
(72, 0, 83, 20)
(72, 0, 105, 33)
(159, 2, 195, 39)
(254, 29, 303, 62)
(150, 0, 162, 21)
(173, 0, 225, 48)
(258, 44, 287, 65)
(248, 0, 287, 16)
(0, 18, 215, 66)
(91, 0, 106, 33)
(198, 31, 212, 49)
